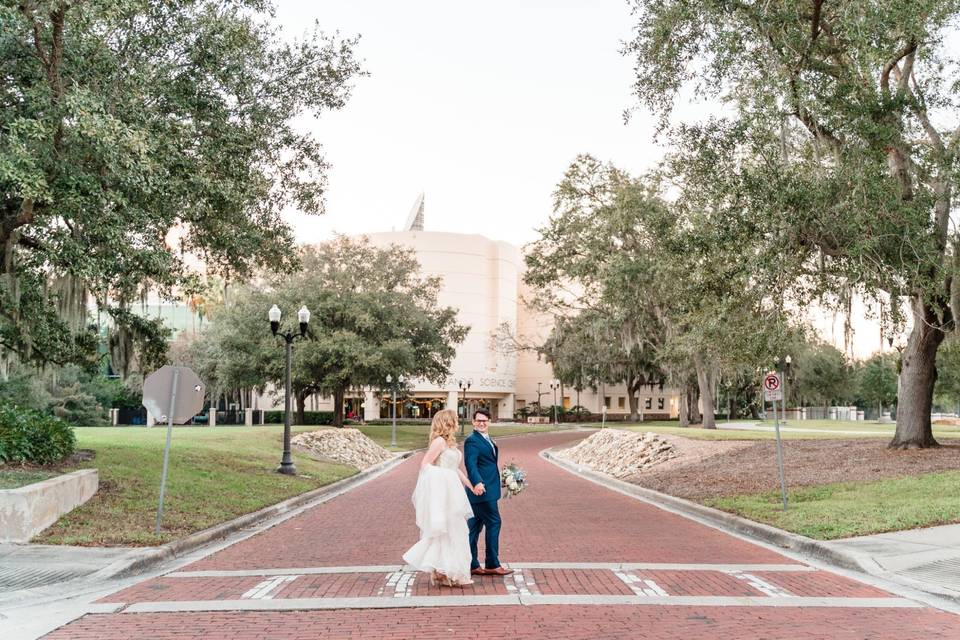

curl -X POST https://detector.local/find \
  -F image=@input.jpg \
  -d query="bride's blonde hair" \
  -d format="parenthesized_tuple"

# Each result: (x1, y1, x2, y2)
(429, 409, 459, 447)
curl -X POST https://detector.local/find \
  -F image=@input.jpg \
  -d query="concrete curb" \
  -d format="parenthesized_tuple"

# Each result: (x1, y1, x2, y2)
(89, 452, 413, 581)
(541, 449, 868, 573)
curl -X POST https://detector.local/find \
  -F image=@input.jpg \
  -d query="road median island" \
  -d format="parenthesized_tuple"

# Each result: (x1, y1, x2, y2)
(547, 433, 960, 554)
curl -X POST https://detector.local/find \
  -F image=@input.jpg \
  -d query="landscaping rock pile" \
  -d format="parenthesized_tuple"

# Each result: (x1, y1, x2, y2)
(558, 429, 677, 478)
(292, 428, 394, 470)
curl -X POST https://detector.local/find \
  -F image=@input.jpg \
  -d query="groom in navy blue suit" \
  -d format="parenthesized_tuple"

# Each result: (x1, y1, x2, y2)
(463, 408, 514, 576)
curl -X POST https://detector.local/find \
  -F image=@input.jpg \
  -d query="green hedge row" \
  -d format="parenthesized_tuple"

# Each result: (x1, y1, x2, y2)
(263, 410, 337, 425)
(0, 403, 76, 465)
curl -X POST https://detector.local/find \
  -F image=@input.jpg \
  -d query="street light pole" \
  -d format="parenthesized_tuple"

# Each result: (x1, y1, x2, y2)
(269, 304, 311, 476)
(784, 355, 792, 423)
(457, 378, 472, 435)
(387, 374, 405, 448)
(550, 379, 559, 425)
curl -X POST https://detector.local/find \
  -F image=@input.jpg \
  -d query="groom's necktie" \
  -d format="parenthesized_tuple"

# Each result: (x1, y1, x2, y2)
(481, 433, 495, 452)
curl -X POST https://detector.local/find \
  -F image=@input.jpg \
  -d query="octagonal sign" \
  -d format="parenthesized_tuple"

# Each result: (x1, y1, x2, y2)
(142, 366, 205, 424)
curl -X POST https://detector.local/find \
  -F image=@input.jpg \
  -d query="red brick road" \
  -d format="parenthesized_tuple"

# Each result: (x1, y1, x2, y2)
(183, 430, 791, 569)
(45, 606, 960, 640)
(43, 431, 960, 639)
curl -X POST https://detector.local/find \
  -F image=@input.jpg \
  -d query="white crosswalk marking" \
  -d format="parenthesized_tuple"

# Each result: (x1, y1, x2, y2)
(381, 570, 416, 597)
(725, 571, 794, 598)
(241, 575, 299, 600)
(504, 569, 540, 596)
(614, 570, 669, 597)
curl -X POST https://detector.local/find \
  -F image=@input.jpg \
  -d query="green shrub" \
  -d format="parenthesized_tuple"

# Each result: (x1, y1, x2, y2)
(0, 366, 52, 412)
(49, 383, 109, 425)
(263, 410, 336, 425)
(0, 404, 76, 465)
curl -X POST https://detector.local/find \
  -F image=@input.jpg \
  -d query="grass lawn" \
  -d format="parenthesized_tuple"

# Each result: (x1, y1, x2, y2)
(31, 422, 564, 547)
(589, 420, 960, 540)
(706, 471, 960, 540)
(604, 419, 960, 441)
(0, 469, 57, 490)
(34, 425, 358, 547)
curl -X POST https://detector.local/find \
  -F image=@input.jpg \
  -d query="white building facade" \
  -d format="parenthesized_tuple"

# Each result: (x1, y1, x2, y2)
(283, 198, 680, 422)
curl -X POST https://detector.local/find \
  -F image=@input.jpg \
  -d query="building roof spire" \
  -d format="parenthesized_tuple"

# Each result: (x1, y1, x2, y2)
(404, 192, 424, 231)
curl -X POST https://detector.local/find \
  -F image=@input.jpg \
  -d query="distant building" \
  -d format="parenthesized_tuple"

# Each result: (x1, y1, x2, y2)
(286, 195, 681, 421)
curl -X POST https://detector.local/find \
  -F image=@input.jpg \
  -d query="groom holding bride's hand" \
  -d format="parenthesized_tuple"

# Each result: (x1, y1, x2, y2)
(463, 408, 514, 577)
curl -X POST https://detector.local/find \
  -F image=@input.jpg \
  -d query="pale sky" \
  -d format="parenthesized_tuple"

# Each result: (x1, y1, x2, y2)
(276, 0, 669, 245)
(272, 0, 888, 360)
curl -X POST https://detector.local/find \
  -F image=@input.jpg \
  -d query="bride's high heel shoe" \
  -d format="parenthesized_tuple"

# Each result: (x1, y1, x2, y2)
(430, 571, 471, 588)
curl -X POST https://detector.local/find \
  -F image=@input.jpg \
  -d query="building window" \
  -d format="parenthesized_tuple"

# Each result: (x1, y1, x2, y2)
(617, 397, 625, 409)
(562, 396, 571, 409)
(516, 399, 526, 410)
(657, 397, 665, 410)
(604, 396, 611, 408)
(645, 397, 652, 410)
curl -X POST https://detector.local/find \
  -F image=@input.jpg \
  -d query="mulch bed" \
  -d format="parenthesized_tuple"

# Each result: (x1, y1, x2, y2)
(629, 439, 960, 500)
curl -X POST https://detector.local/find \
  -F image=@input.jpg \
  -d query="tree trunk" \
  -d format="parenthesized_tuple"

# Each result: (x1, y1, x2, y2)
(688, 383, 702, 424)
(626, 375, 641, 422)
(692, 353, 716, 429)
(678, 384, 690, 427)
(890, 299, 945, 448)
(729, 394, 738, 420)
(295, 391, 307, 426)
(628, 392, 640, 422)
(333, 388, 345, 427)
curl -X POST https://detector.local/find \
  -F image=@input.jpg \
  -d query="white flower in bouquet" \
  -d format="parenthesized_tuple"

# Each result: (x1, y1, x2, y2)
(500, 462, 527, 498)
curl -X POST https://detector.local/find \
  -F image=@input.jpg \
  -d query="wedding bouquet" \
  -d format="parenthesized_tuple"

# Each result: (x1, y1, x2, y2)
(500, 463, 527, 498)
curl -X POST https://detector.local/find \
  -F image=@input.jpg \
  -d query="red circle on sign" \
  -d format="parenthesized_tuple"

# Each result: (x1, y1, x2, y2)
(763, 374, 780, 390)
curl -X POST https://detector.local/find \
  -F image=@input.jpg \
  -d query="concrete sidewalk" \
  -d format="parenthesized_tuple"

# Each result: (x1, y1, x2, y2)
(828, 524, 960, 601)
(0, 544, 149, 594)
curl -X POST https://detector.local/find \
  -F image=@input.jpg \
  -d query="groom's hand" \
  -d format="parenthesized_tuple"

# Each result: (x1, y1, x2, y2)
(473, 483, 485, 495)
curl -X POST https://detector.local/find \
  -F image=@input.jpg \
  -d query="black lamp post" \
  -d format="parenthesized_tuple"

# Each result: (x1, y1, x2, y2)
(386, 373, 405, 448)
(549, 379, 560, 425)
(458, 378, 472, 434)
(783, 355, 792, 418)
(269, 304, 310, 475)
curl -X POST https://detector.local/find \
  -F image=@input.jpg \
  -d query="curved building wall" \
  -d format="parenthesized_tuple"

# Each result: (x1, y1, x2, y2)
(365, 231, 520, 418)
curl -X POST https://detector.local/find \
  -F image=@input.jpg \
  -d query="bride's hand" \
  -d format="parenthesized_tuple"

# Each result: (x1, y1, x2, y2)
(473, 483, 485, 495)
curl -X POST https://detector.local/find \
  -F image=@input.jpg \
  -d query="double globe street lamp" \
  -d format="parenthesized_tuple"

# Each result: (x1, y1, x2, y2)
(549, 379, 560, 425)
(386, 374, 405, 448)
(457, 378, 472, 435)
(269, 304, 311, 475)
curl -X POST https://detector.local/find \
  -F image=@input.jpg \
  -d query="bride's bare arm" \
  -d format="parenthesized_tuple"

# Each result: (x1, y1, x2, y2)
(457, 467, 474, 490)
(420, 437, 446, 469)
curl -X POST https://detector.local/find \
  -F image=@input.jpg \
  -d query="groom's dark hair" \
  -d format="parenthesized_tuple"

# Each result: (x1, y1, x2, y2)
(473, 408, 491, 420)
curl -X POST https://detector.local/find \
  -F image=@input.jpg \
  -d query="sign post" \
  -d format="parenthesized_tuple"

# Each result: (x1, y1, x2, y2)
(142, 365, 205, 533)
(763, 372, 788, 510)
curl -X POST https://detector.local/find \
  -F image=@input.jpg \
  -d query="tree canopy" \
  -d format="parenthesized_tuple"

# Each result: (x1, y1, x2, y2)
(525, 155, 789, 427)
(191, 237, 468, 426)
(1, 0, 362, 373)
(625, 0, 960, 447)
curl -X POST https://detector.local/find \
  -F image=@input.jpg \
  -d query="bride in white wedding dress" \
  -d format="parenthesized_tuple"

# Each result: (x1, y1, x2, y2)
(403, 409, 479, 587)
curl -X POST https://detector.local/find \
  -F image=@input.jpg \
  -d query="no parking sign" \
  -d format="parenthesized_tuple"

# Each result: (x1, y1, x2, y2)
(763, 372, 782, 401)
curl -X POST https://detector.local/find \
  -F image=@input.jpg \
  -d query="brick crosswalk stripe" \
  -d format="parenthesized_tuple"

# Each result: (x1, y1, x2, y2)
(240, 575, 299, 600)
